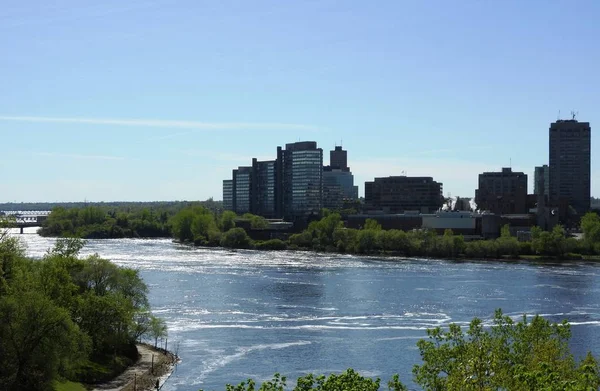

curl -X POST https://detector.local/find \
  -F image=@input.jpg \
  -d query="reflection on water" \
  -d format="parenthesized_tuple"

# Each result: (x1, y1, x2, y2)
(13, 231, 600, 391)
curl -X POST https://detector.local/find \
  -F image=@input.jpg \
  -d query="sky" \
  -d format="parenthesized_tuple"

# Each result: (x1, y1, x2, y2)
(1, 0, 599, 203)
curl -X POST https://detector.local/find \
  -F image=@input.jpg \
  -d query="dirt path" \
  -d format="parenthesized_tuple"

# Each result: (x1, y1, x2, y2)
(92, 344, 176, 391)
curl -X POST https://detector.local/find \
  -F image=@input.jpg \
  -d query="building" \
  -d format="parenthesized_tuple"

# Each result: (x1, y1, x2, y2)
(475, 168, 528, 215)
(549, 119, 591, 217)
(365, 176, 443, 214)
(222, 179, 233, 211)
(277, 141, 323, 220)
(232, 166, 252, 214)
(323, 168, 359, 210)
(534, 165, 549, 196)
(322, 146, 359, 210)
(330, 145, 348, 171)
(251, 158, 277, 218)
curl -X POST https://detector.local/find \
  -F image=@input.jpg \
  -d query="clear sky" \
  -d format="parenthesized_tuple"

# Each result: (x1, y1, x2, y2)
(1, 0, 599, 202)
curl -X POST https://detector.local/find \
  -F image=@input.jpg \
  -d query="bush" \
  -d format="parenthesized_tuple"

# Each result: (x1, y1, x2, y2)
(220, 228, 252, 249)
(255, 239, 287, 251)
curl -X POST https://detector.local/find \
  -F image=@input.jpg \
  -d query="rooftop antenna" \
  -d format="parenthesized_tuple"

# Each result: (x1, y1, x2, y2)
(340, 138, 343, 147)
(571, 110, 576, 120)
(558, 110, 561, 120)
(509, 157, 512, 169)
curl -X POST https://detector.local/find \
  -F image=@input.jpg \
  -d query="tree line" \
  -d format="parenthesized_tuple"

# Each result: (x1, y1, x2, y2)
(202, 310, 600, 391)
(171, 207, 600, 260)
(39, 204, 600, 259)
(0, 234, 167, 391)
(37, 200, 221, 239)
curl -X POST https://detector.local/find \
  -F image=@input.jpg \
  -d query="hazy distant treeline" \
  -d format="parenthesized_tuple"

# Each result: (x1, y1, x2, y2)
(0, 199, 223, 212)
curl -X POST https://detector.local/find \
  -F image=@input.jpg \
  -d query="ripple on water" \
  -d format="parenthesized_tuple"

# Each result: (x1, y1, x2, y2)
(12, 233, 600, 391)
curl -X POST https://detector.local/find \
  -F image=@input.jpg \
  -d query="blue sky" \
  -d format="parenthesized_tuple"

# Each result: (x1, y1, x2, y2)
(1, 0, 599, 202)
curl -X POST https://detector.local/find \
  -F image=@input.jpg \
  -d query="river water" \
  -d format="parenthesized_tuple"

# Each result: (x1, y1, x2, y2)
(14, 230, 600, 390)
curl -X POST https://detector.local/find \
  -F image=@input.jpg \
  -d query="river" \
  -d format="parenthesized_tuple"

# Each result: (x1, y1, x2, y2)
(14, 229, 600, 390)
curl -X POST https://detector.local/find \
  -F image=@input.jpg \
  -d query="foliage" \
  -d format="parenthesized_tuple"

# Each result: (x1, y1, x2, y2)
(0, 234, 165, 390)
(221, 228, 252, 249)
(149, 316, 168, 348)
(220, 211, 237, 231)
(413, 309, 600, 390)
(39, 205, 172, 239)
(254, 239, 287, 251)
(242, 213, 269, 229)
(202, 311, 599, 391)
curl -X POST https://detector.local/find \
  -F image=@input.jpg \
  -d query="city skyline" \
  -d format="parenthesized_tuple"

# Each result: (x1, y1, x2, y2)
(2, 1, 599, 202)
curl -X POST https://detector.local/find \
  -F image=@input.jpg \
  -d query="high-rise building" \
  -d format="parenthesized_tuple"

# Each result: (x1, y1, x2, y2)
(233, 166, 252, 214)
(277, 141, 323, 220)
(222, 179, 233, 211)
(365, 176, 443, 214)
(534, 165, 549, 196)
(330, 146, 348, 171)
(323, 168, 359, 209)
(475, 168, 528, 215)
(251, 158, 277, 218)
(549, 119, 591, 216)
(322, 146, 358, 210)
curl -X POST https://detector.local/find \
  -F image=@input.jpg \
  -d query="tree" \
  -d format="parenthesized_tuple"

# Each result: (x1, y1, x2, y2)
(581, 212, 600, 243)
(49, 237, 87, 258)
(171, 208, 196, 242)
(149, 316, 168, 348)
(0, 291, 90, 391)
(220, 228, 252, 249)
(191, 212, 218, 242)
(413, 309, 600, 390)
(220, 211, 237, 232)
(363, 219, 382, 231)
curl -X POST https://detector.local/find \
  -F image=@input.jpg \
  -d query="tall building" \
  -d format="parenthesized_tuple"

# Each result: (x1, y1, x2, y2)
(549, 119, 591, 216)
(322, 146, 358, 210)
(222, 180, 233, 211)
(365, 176, 443, 214)
(251, 158, 277, 218)
(475, 168, 528, 215)
(534, 165, 549, 196)
(277, 141, 323, 220)
(330, 146, 348, 171)
(232, 166, 252, 214)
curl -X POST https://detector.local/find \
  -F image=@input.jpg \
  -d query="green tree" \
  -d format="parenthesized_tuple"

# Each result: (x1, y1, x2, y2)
(413, 309, 600, 390)
(220, 211, 237, 232)
(171, 208, 196, 242)
(191, 212, 218, 242)
(363, 219, 382, 231)
(149, 315, 168, 348)
(220, 228, 252, 248)
(0, 291, 90, 391)
(581, 212, 600, 241)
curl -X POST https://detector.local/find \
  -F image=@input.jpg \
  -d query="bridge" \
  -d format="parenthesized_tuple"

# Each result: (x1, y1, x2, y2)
(0, 211, 51, 234)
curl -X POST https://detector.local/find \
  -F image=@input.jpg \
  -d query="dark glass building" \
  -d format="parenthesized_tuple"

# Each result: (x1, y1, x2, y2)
(233, 166, 252, 214)
(277, 141, 323, 220)
(322, 145, 358, 210)
(251, 158, 277, 218)
(222, 179, 233, 211)
(549, 119, 591, 216)
(534, 165, 549, 196)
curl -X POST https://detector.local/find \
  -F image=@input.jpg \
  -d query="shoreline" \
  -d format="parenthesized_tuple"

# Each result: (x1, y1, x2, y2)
(91, 344, 178, 391)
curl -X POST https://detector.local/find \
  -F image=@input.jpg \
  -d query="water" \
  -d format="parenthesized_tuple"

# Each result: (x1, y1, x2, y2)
(14, 229, 600, 390)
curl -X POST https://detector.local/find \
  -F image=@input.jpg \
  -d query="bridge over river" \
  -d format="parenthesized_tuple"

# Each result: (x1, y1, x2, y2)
(0, 211, 51, 233)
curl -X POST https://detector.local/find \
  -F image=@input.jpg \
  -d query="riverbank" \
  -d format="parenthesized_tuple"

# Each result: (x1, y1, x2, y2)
(91, 344, 178, 391)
